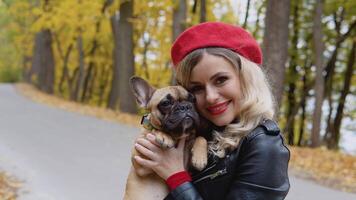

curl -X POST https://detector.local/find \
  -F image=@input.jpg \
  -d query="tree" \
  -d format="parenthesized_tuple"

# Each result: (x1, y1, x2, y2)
(262, 0, 291, 116)
(173, 0, 187, 41)
(171, 0, 187, 85)
(108, 0, 136, 113)
(242, 0, 251, 29)
(80, 0, 114, 103)
(285, 0, 301, 145)
(72, 33, 85, 101)
(327, 40, 355, 149)
(200, 0, 206, 22)
(310, 0, 324, 147)
(33, 30, 55, 94)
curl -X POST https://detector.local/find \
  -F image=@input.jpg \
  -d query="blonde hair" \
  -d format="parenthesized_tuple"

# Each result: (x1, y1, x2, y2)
(176, 48, 275, 158)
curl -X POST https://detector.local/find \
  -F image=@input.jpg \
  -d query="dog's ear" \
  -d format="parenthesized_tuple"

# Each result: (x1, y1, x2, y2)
(129, 76, 156, 108)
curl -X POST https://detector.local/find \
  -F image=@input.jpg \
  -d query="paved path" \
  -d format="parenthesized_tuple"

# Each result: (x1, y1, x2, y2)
(0, 84, 355, 200)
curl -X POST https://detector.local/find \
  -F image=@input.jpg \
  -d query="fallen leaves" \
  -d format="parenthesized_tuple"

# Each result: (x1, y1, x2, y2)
(0, 172, 21, 200)
(289, 146, 356, 193)
(16, 83, 141, 127)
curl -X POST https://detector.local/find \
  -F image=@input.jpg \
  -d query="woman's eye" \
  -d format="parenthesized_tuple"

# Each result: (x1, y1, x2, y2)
(189, 86, 204, 93)
(216, 76, 228, 85)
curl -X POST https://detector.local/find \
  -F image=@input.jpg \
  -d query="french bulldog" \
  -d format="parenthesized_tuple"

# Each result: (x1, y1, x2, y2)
(123, 76, 208, 200)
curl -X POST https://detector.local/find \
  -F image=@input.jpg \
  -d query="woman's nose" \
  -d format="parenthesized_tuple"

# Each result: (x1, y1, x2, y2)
(205, 86, 219, 104)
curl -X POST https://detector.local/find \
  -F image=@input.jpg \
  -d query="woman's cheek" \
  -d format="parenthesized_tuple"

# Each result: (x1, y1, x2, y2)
(195, 96, 207, 117)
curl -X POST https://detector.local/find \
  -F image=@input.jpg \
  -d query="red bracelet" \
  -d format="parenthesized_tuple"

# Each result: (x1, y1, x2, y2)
(166, 171, 192, 190)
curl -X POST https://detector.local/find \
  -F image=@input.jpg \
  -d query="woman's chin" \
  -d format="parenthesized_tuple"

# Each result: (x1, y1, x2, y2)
(210, 118, 231, 127)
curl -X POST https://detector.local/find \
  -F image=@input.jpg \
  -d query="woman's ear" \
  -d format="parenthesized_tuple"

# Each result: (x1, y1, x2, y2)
(129, 76, 156, 108)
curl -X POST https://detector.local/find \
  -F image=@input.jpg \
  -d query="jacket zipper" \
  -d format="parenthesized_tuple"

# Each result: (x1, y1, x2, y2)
(191, 161, 217, 180)
(193, 168, 227, 183)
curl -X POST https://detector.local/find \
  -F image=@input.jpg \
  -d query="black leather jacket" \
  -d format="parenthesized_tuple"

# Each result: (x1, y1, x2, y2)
(164, 119, 290, 200)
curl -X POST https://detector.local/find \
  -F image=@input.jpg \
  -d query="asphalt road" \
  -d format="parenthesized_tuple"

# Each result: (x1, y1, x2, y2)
(1, 84, 355, 200)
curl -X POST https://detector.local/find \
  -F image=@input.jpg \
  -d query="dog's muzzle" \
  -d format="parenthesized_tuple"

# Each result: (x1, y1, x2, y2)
(162, 101, 200, 137)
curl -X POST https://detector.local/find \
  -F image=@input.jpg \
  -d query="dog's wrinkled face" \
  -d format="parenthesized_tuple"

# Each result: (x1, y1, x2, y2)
(130, 76, 200, 139)
(151, 89, 199, 138)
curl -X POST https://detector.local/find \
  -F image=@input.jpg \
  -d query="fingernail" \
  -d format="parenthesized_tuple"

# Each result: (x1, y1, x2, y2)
(146, 133, 155, 140)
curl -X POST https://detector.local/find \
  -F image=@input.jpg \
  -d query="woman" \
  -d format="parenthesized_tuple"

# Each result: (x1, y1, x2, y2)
(134, 22, 290, 200)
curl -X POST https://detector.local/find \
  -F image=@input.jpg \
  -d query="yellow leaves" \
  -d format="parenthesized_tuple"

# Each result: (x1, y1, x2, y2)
(133, 0, 174, 86)
(289, 146, 356, 192)
(0, 172, 22, 200)
(32, 0, 104, 33)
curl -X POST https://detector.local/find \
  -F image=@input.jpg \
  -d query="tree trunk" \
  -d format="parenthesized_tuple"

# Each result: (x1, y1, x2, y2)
(23, 55, 32, 83)
(311, 0, 324, 148)
(98, 65, 110, 107)
(200, 0, 206, 22)
(171, 0, 187, 85)
(192, 0, 197, 14)
(242, 0, 251, 28)
(72, 34, 86, 101)
(173, 0, 187, 42)
(57, 42, 73, 96)
(297, 73, 307, 147)
(81, 0, 113, 103)
(85, 66, 97, 103)
(108, 13, 120, 109)
(118, 0, 136, 113)
(142, 35, 151, 80)
(298, 44, 312, 146)
(108, 0, 136, 113)
(252, 1, 264, 38)
(262, 0, 290, 116)
(323, 17, 356, 142)
(285, 0, 300, 145)
(32, 29, 55, 94)
(327, 40, 355, 149)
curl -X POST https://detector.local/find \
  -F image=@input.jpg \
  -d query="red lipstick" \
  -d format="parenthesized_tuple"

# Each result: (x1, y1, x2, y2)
(207, 101, 230, 115)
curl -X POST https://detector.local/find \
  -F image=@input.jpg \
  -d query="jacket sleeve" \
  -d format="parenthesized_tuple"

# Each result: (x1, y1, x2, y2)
(225, 132, 290, 200)
(164, 182, 203, 200)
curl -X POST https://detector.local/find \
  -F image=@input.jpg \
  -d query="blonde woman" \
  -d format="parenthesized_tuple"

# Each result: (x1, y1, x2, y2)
(134, 22, 290, 200)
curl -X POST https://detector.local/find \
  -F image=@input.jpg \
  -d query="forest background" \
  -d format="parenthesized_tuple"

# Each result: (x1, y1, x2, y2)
(0, 0, 355, 154)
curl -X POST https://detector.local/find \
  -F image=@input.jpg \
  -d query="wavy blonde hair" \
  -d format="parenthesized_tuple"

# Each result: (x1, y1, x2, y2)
(176, 48, 275, 158)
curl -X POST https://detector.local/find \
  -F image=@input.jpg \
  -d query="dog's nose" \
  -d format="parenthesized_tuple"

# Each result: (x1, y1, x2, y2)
(176, 103, 192, 112)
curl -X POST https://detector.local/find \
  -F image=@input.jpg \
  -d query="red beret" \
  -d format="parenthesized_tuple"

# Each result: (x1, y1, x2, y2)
(171, 22, 262, 67)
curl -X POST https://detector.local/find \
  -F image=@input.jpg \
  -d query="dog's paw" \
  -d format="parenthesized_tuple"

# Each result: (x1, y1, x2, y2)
(191, 153, 208, 171)
(155, 133, 175, 149)
(191, 136, 208, 171)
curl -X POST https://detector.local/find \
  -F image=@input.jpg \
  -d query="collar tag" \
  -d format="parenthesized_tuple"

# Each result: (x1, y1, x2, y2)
(141, 114, 154, 131)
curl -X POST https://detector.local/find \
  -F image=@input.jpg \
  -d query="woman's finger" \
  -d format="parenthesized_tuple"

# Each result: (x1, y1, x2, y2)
(135, 143, 157, 160)
(134, 156, 155, 168)
(146, 133, 160, 146)
(136, 137, 160, 152)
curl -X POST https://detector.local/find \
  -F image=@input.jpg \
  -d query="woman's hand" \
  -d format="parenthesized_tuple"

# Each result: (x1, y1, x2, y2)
(134, 133, 186, 180)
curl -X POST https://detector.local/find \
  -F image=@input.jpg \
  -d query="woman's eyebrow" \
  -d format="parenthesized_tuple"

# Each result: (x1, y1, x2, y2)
(190, 72, 229, 85)
(209, 72, 229, 80)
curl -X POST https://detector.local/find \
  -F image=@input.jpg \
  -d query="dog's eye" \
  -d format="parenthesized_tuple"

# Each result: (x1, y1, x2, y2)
(161, 100, 171, 107)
